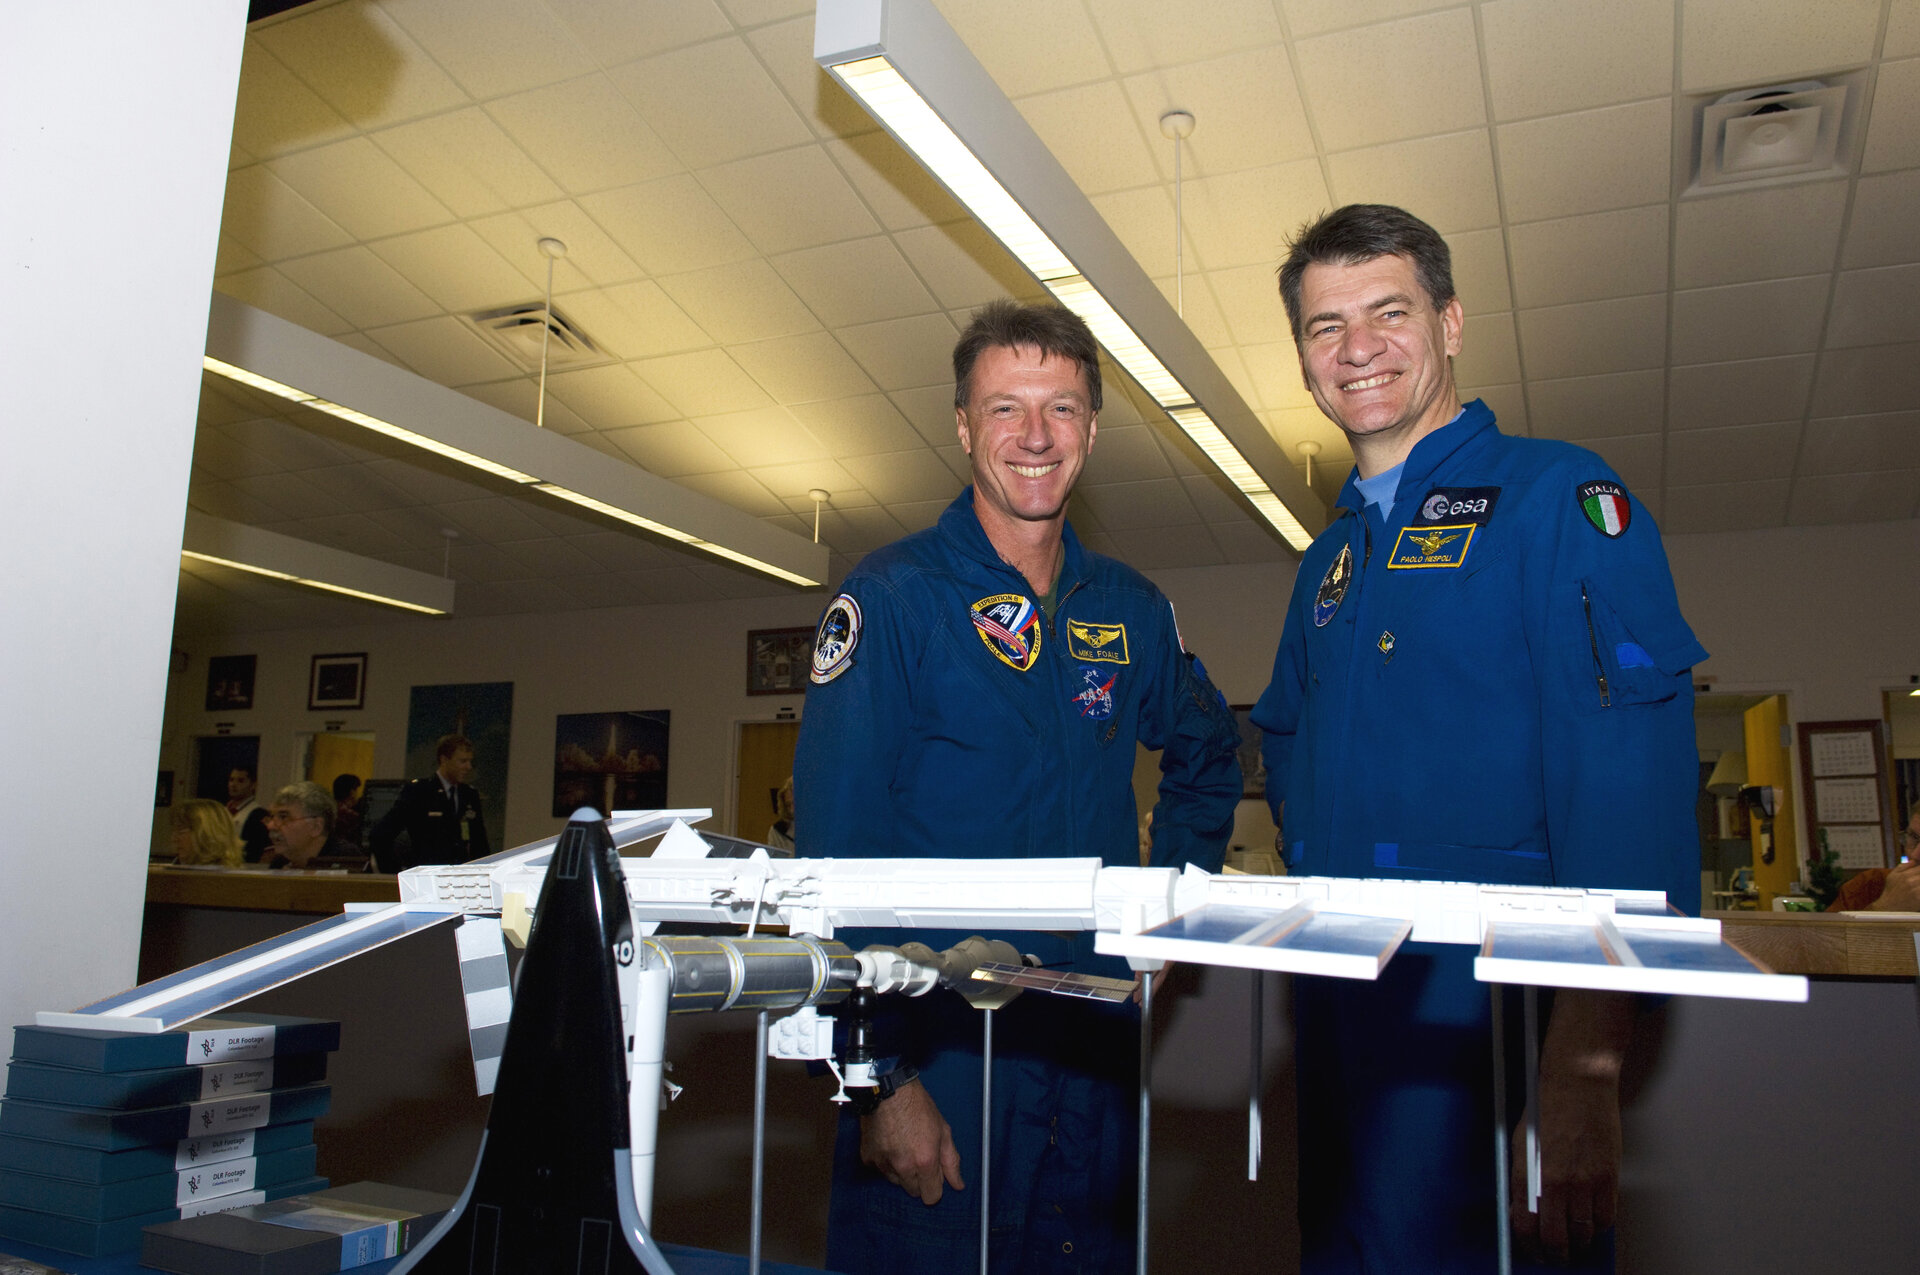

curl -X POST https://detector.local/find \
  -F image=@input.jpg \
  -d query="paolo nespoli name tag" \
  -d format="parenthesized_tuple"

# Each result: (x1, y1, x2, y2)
(1387, 524, 1477, 569)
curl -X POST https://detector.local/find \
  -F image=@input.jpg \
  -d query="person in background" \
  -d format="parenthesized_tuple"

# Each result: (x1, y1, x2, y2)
(369, 735, 490, 872)
(226, 764, 271, 862)
(262, 781, 356, 870)
(332, 773, 365, 849)
(168, 799, 242, 867)
(1827, 809, 1920, 911)
(765, 776, 795, 852)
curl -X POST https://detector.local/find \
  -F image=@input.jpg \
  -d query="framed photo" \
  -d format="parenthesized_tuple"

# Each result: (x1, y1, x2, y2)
(1231, 705, 1267, 800)
(551, 710, 670, 818)
(309, 653, 368, 711)
(205, 654, 256, 712)
(747, 626, 816, 696)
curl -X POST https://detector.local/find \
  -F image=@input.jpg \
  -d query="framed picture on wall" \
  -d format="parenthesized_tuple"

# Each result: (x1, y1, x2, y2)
(205, 654, 256, 711)
(309, 653, 368, 711)
(747, 627, 816, 696)
(1231, 705, 1267, 800)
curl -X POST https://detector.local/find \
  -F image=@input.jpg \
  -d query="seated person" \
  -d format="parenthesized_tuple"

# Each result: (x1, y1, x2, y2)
(1828, 813, 1920, 912)
(333, 773, 365, 848)
(168, 799, 242, 866)
(262, 781, 364, 870)
(765, 776, 795, 852)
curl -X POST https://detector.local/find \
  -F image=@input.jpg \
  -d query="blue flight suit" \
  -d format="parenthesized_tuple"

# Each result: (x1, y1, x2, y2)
(797, 487, 1240, 1275)
(1252, 401, 1706, 1273)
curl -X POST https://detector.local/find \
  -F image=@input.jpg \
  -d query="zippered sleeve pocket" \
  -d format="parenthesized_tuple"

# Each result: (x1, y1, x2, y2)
(1576, 570, 1707, 709)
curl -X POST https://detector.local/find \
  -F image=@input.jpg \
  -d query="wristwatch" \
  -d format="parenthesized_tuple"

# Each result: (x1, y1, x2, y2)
(849, 1063, 919, 1117)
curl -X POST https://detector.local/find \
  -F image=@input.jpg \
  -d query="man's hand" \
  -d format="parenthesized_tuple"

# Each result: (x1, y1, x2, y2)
(1510, 990, 1632, 1265)
(1870, 860, 1920, 911)
(859, 1077, 964, 1205)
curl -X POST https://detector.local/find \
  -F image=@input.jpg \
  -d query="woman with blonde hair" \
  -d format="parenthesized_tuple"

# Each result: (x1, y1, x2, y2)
(169, 798, 243, 867)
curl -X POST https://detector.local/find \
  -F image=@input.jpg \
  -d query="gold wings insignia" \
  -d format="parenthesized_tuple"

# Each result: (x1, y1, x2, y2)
(1408, 529, 1459, 555)
(1076, 624, 1125, 648)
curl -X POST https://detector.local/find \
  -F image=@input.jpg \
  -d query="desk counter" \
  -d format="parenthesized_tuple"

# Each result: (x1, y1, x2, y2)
(1710, 907, 1920, 977)
(144, 864, 398, 915)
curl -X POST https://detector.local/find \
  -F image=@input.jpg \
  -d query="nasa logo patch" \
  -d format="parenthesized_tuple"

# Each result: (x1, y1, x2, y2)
(971, 593, 1042, 671)
(809, 593, 862, 684)
(1313, 544, 1353, 627)
(1071, 666, 1118, 720)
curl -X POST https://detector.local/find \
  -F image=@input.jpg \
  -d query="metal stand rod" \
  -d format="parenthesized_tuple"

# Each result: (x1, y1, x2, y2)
(1523, 986, 1541, 1216)
(1492, 986, 1511, 1275)
(1137, 970, 1154, 1275)
(980, 1009, 994, 1275)
(1248, 970, 1263, 1182)
(750, 1010, 768, 1275)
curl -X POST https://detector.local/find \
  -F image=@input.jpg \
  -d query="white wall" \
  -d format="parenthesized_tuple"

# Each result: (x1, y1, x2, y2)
(0, 2, 247, 1031)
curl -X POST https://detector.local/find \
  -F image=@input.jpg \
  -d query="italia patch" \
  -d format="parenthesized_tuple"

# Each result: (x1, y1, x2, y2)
(1578, 481, 1630, 538)
(1414, 486, 1500, 526)
(809, 593, 861, 685)
(1313, 544, 1353, 627)
(971, 594, 1042, 671)
(1066, 619, 1130, 664)
(1387, 523, 1476, 569)
(1070, 666, 1118, 720)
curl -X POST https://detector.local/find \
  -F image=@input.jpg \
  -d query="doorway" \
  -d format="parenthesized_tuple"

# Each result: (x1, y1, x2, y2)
(733, 720, 800, 843)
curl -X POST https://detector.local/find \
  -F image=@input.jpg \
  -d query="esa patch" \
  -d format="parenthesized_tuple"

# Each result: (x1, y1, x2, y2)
(1313, 543, 1353, 627)
(1066, 619, 1130, 664)
(1578, 481, 1630, 537)
(1413, 486, 1500, 526)
(809, 593, 862, 684)
(1388, 523, 1477, 569)
(971, 593, 1042, 671)
(1070, 666, 1118, 720)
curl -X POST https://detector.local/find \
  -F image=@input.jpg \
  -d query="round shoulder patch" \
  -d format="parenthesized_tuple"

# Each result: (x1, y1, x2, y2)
(810, 593, 862, 685)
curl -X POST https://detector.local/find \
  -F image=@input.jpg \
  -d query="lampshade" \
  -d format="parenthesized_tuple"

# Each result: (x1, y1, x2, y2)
(1705, 750, 1748, 799)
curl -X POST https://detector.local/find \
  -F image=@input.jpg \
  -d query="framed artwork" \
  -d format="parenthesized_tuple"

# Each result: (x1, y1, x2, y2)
(309, 653, 368, 711)
(747, 626, 816, 696)
(205, 654, 256, 712)
(406, 682, 514, 841)
(1231, 705, 1267, 800)
(551, 710, 671, 818)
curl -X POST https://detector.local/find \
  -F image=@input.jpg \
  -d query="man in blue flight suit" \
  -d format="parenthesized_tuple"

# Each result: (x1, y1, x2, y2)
(796, 300, 1241, 1275)
(1251, 206, 1706, 1273)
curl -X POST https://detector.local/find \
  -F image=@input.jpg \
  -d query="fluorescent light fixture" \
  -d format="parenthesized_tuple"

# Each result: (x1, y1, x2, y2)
(816, 0, 1322, 551)
(181, 511, 455, 615)
(203, 295, 828, 588)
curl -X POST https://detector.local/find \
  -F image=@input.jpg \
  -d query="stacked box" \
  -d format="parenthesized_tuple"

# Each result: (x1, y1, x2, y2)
(142, 1182, 456, 1275)
(0, 1016, 339, 1258)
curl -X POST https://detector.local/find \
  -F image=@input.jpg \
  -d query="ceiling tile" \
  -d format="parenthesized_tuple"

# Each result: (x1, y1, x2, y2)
(1180, 160, 1331, 269)
(694, 406, 826, 467)
(635, 349, 773, 417)
(220, 166, 354, 260)
(457, 379, 591, 432)
(748, 458, 858, 500)
(277, 245, 442, 329)
(1843, 168, 1920, 269)
(1294, 10, 1484, 152)
(284, 463, 419, 515)
(733, 332, 878, 403)
(1465, 384, 1530, 437)
(1581, 433, 1662, 491)
(1664, 420, 1801, 486)
(252, 1, 467, 130)
(1237, 342, 1316, 412)
(1075, 478, 1202, 530)
(1509, 205, 1669, 308)
(370, 108, 564, 217)
(1119, 45, 1317, 176)
(1105, 523, 1226, 570)
(742, 16, 878, 142)
(1891, 0, 1920, 58)
(1809, 343, 1920, 417)
(772, 238, 940, 328)
(1179, 472, 1249, 524)
(1456, 313, 1522, 387)
(890, 386, 967, 448)
(931, 0, 1110, 97)
(547, 280, 713, 360)
(823, 133, 967, 232)
(698, 147, 880, 254)
(230, 42, 355, 160)
(1279, 0, 1458, 38)
(482, 75, 680, 196)
(468, 202, 644, 288)
(378, 0, 596, 98)
(839, 314, 961, 391)
(790, 395, 930, 456)
(894, 222, 1032, 312)
(1089, 0, 1283, 72)
(839, 450, 967, 505)
(496, 536, 604, 579)
(189, 429, 281, 482)
(811, 506, 909, 556)
(1827, 264, 1920, 349)
(667, 467, 784, 516)
(545, 0, 733, 66)
(1482, 0, 1674, 121)
(1673, 181, 1848, 288)
(607, 37, 811, 169)
(1527, 370, 1667, 440)
(1209, 518, 1291, 563)
(580, 176, 757, 275)
(1670, 275, 1830, 363)
(1516, 294, 1668, 379)
(1209, 266, 1292, 346)
(1788, 470, 1920, 525)
(1085, 426, 1175, 484)
(188, 476, 295, 526)
(1679, 0, 1881, 91)
(214, 236, 264, 276)
(227, 474, 351, 523)
(597, 420, 733, 476)
(1149, 275, 1233, 351)
(266, 138, 454, 241)
(1658, 478, 1789, 533)
(1497, 100, 1671, 223)
(544, 362, 681, 426)
(339, 332, 409, 369)
(365, 315, 521, 385)
(1448, 228, 1514, 315)
(1091, 185, 1204, 286)
(432, 494, 561, 545)
(1800, 411, 1920, 475)
(1326, 130, 1502, 234)
(214, 270, 352, 337)
(1017, 81, 1160, 196)
(566, 531, 682, 572)
(1667, 355, 1816, 430)
(1864, 58, 1920, 173)
(367, 222, 538, 313)
(891, 499, 949, 533)
(656, 259, 820, 345)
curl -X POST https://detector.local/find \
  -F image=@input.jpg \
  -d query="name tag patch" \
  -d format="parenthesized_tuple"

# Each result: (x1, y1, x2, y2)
(1065, 620, 1129, 664)
(971, 594, 1042, 671)
(1387, 523, 1477, 569)
(1414, 486, 1500, 525)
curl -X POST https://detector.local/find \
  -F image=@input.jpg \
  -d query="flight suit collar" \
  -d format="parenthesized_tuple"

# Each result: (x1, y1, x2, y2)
(1332, 398, 1498, 518)
(937, 486, 1091, 594)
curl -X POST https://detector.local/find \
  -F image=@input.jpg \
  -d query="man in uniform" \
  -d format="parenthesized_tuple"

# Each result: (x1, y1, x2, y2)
(369, 734, 490, 872)
(1251, 205, 1706, 1272)
(226, 764, 271, 862)
(795, 300, 1241, 1274)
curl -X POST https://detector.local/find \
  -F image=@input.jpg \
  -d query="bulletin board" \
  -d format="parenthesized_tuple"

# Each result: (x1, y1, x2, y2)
(1796, 719, 1895, 872)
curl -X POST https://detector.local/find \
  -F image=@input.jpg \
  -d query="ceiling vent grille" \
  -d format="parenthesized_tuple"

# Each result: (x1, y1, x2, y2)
(461, 302, 611, 373)
(1682, 74, 1863, 196)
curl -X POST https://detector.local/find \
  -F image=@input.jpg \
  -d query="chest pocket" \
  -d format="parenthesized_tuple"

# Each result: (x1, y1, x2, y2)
(1576, 567, 1706, 710)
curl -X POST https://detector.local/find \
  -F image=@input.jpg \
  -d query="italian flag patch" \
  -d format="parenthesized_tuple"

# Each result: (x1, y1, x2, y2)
(1577, 480, 1630, 538)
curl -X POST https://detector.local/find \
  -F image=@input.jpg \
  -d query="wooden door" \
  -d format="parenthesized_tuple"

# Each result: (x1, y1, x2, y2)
(734, 721, 800, 841)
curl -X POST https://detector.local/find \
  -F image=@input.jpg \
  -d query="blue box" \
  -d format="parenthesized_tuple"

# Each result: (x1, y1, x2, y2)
(0, 1085, 330, 1151)
(0, 1174, 327, 1257)
(4, 1051, 328, 1110)
(0, 1120, 315, 1184)
(0, 1142, 317, 1220)
(9, 1017, 339, 1073)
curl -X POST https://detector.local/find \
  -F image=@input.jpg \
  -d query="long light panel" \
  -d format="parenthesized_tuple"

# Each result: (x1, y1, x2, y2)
(182, 510, 455, 615)
(816, 3, 1322, 550)
(202, 296, 828, 588)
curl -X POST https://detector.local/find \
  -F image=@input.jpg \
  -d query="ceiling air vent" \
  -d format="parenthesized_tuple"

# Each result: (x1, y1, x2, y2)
(1682, 75, 1863, 196)
(461, 302, 611, 373)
